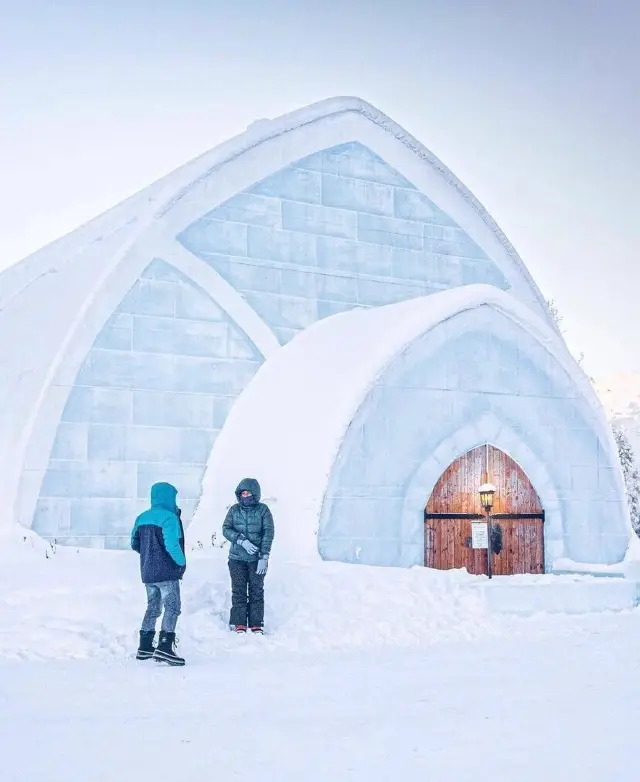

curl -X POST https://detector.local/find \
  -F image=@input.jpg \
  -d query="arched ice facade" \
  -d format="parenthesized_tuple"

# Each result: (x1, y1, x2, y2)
(0, 96, 631, 566)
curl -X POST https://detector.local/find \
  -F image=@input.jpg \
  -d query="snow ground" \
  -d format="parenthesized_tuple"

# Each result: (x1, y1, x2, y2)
(3, 629, 639, 782)
(1, 536, 639, 780)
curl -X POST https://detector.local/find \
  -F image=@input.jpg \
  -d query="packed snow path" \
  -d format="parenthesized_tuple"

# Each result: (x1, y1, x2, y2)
(1, 540, 639, 779)
(2, 624, 639, 782)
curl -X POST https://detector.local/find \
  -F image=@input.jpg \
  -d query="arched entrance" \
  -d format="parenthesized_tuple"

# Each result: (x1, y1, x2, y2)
(424, 444, 545, 575)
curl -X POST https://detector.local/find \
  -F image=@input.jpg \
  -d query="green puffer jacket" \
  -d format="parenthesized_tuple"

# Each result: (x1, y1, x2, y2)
(222, 478, 275, 563)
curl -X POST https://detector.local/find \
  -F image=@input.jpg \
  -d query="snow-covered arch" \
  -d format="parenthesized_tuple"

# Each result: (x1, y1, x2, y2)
(157, 98, 551, 319)
(190, 284, 631, 566)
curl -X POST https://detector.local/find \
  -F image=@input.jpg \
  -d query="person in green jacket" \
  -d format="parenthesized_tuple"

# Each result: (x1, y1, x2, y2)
(222, 478, 274, 633)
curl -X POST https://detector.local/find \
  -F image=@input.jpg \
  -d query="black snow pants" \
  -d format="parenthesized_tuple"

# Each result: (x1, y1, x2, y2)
(228, 559, 265, 628)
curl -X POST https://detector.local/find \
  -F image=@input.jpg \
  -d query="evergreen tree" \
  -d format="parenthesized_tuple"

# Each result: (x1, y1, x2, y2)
(612, 423, 640, 537)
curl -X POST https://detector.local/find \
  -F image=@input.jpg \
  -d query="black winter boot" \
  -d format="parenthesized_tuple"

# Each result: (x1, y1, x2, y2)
(153, 631, 185, 666)
(136, 630, 156, 660)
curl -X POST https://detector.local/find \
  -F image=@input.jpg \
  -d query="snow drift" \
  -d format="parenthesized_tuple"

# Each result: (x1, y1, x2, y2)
(1, 533, 637, 662)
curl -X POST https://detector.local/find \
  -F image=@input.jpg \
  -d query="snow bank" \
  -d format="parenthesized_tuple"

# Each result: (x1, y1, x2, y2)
(1, 536, 637, 662)
(476, 577, 640, 615)
(0, 539, 487, 660)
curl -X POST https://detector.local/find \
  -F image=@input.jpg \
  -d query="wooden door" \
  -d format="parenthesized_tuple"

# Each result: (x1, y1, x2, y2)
(424, 445, 544, 575)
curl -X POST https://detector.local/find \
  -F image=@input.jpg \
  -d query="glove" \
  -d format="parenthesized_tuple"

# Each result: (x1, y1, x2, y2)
(256, 556, 268, 576)
(239, 538, 258, 556)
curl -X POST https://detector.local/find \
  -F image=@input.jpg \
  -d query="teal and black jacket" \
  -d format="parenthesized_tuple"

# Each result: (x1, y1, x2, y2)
(131, 482, 186, 584)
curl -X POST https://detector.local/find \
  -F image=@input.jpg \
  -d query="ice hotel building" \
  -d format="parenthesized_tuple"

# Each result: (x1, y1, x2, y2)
(0, 97, 631, 573)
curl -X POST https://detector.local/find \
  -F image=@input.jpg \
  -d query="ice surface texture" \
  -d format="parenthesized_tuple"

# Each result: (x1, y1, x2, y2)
(33, 260, 261, 547)
(178, 142, 508, 345)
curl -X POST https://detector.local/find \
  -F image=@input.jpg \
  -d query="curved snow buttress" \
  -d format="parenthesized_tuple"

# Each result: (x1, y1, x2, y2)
(190, 284, 631, 566)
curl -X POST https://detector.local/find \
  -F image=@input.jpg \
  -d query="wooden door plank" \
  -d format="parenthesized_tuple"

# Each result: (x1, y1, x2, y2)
(425, 522, 434, 568)
(442, 521, 452, 570)
(514, 519, 522, 574)
(535, 519, 544, 574)
(524, 521, 535, 574)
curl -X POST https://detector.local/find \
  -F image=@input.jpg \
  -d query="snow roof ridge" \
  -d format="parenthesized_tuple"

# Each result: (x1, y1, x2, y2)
(1, 95, 546, 315)
(154, 95, 544, 309)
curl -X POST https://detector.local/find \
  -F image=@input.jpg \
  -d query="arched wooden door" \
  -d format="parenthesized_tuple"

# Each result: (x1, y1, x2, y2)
(424, 444, 545, 575)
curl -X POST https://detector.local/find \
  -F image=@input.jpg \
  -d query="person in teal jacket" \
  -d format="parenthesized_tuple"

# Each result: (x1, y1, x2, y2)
(222, 478, 274, 633)
(131, 482, 186, 666)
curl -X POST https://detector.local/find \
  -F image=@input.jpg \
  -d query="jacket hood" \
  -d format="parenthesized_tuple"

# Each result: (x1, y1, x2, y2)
(235, 478, 261, 502)
(150, 482, 178, 513)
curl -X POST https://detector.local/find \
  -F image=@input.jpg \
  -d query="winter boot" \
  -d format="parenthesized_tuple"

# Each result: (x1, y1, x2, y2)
(136, 630, 156, 660)
(234, 625, 247, 634)
(250, 626, 263, 635)
(153, 631, 185, 666)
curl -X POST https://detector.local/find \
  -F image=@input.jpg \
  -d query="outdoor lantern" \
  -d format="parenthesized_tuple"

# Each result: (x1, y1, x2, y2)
(479, 482, 496, 512)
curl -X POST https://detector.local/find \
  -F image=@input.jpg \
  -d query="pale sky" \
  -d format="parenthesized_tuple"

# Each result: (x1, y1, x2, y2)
(1, 0, 638, 378)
